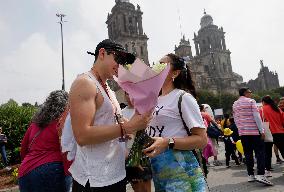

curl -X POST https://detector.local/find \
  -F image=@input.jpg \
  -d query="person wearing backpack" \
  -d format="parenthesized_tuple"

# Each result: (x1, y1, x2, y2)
(200, 104, 223, 166)
(144, 53, 207, 191)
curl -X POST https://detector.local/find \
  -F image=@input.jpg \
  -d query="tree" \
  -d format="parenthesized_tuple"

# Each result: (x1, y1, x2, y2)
(271, 86, 284, 97)
(0, 100, 36, 165)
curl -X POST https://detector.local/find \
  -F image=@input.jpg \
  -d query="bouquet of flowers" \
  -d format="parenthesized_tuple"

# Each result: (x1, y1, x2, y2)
(115, 59, 170, 167)
(114, 58, 170, 114)
(126, 130, 154, 167)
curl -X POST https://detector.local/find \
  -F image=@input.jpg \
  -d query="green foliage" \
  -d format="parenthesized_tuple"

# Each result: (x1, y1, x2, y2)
(197, 90, 237, 114)
(220, 93, 238, 114)
(0, 100, 37, 164)
(197, 90, 219, 109)
(272, 87, 284, 97)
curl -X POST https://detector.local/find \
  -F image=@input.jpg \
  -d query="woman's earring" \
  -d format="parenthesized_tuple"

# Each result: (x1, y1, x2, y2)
(172, 77, 175, 82)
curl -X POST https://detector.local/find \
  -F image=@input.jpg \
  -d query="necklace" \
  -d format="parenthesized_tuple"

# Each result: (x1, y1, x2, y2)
(90, 68, 126, 142)
(91, 68, 110, 98)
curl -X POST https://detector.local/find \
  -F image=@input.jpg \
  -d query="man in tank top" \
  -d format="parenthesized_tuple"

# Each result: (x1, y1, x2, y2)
(68, 39, 152, 192)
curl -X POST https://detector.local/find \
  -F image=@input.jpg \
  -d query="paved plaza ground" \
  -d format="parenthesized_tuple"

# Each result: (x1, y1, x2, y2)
(1, 141, 283, 192)
(127, 141, 284, 192)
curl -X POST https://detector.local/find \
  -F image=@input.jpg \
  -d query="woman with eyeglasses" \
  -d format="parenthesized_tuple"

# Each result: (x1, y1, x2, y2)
(144, 53, 207, 191)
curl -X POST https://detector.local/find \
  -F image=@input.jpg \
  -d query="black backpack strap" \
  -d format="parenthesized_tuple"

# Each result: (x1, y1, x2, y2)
(178, 91, 191, 136)
(178, 91, 209, 179)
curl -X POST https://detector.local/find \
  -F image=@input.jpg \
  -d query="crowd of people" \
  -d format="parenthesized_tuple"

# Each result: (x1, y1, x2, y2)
(1, 39, 283, 191)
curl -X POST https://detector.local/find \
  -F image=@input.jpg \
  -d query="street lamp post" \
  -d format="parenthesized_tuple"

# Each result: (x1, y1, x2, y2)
(56, 13, 66, 90)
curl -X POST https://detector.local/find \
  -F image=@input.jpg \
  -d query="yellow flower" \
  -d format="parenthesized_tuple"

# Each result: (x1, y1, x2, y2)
(124, 64, 132, 70)
(152, 62, 167, 73)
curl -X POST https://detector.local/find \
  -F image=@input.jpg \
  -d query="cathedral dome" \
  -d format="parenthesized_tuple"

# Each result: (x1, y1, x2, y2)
(200, 11, 213, 28)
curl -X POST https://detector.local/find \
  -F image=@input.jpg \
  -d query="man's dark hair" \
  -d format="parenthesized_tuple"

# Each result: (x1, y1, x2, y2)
(239, 87, 250, 96)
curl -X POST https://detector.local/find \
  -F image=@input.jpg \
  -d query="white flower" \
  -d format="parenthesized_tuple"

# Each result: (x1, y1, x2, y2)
(152, 62, 167, 73)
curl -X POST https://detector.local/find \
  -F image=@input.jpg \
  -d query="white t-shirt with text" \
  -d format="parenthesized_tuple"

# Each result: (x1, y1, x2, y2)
(146, 89, 205, 138)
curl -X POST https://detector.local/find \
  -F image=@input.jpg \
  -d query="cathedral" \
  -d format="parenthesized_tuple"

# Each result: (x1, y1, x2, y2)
(174, 11, 243, 94)
(106, 0, 149, 64)
(107, 0, 280, 100)
(242, 60, 280, 92)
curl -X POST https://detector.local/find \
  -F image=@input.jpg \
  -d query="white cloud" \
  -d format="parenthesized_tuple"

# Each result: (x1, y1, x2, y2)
(0, 33, 61, 104)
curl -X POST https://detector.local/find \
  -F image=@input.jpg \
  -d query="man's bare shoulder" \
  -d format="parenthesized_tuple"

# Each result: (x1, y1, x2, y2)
(70, 73, 97, 101)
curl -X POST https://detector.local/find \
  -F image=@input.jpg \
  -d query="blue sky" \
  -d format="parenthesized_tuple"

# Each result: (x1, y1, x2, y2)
(0, 0, 283, 104)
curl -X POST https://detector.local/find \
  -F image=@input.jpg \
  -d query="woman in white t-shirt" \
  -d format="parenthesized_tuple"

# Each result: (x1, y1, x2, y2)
(144, 53, 208, 191)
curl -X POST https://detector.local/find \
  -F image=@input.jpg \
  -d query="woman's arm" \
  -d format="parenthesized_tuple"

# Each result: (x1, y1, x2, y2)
(144, 128, 207, 158)
(144, 93, 207, 157)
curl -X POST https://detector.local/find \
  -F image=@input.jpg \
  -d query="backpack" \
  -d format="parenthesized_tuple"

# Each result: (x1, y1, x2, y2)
(207, 123, 223, 139)
(178, 92, 209, 178)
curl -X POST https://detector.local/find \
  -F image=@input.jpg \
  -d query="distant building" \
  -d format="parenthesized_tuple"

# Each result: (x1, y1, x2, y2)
(175, 11, 242, 94)
(106, 0, 149, 102)
(242, 60, 280, 92)
(106, 2, 280, 100)
(106, 0, 149, 64)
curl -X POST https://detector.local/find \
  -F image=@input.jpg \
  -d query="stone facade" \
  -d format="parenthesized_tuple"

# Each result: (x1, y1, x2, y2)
(107, 3, 279, 99)
(106, 0, 149, 96)
(175, 11, 242, 95)
(242, 60, 280, 92)
(106, 0, 149, 64)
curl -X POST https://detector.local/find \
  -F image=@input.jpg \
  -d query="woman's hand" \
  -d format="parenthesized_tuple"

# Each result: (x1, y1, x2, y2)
(143, 137, 168, 158)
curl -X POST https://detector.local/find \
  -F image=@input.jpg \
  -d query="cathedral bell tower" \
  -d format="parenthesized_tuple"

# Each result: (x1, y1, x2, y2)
(106, 0, 149, 64)
(191, 11, 241, 94)
(193, 10, 232, 77)
(174, 35, 193, 59)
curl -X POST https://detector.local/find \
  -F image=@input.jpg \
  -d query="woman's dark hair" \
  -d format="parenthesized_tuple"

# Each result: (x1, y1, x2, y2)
(32, 90, 68, 129)
(262, 95, 280, 113)
(239, 87, 250, 96)
(166, 53, 196, 98)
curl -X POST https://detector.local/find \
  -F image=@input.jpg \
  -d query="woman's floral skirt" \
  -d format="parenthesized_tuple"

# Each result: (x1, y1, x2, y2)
(150, 149, 206, 192)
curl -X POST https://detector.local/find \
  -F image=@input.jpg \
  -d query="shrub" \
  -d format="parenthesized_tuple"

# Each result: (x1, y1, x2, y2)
(0, 99, 36, 164)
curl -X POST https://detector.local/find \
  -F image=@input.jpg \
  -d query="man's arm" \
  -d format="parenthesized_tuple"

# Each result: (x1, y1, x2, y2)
(70, 76, 121, 146)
